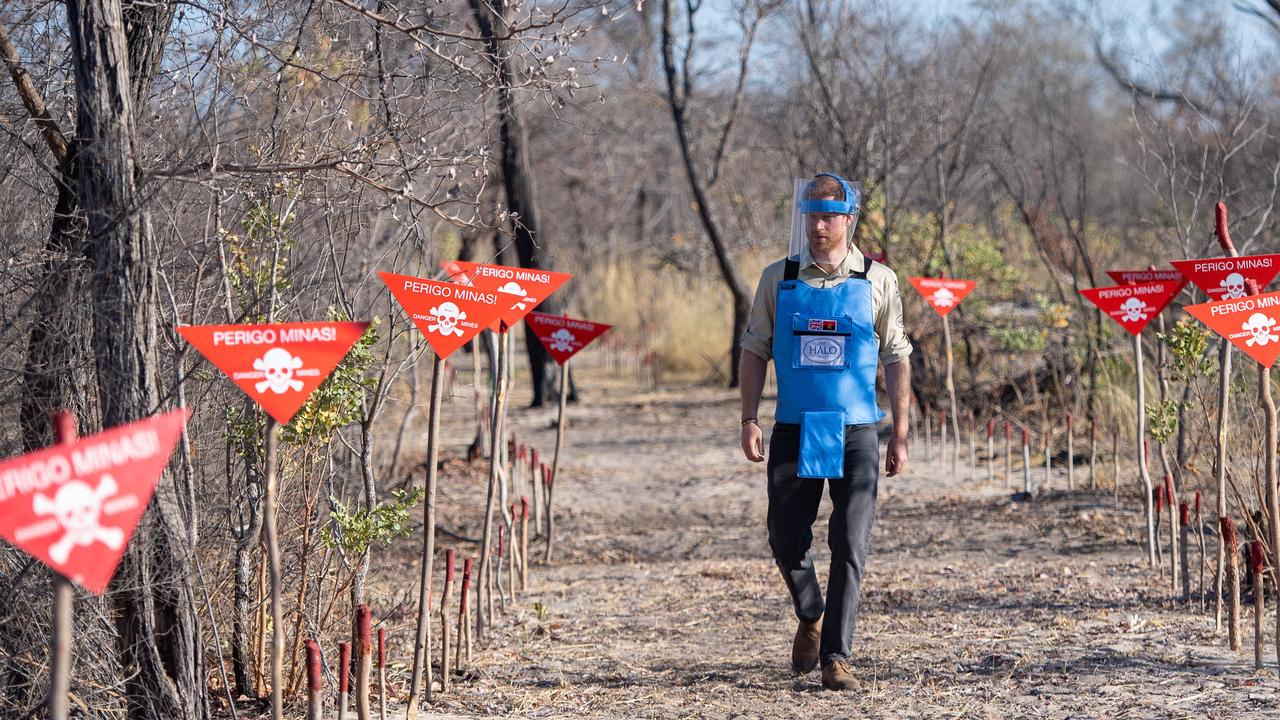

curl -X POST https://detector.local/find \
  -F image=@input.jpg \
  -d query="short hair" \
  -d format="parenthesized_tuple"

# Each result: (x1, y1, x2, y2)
(805, 175, 845, 202)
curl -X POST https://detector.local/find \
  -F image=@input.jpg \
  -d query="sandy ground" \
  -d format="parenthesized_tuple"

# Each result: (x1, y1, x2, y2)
(353, 366, 1280, 720)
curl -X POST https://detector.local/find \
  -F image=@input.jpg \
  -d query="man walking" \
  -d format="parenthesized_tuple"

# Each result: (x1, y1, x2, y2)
(738, 174, 911, 690)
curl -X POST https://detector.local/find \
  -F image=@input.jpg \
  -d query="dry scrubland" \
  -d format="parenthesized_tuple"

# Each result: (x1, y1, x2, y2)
(316, 365, 1280, 720)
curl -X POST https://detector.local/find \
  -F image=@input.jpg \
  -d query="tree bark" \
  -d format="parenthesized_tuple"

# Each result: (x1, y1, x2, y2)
(66, 1, 200, 717)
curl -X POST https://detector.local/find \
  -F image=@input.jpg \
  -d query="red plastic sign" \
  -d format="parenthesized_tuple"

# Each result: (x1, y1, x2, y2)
(179, 322, 370, 425)
(380, 272, 510, 359)
(526, 312, 612, 365)
(0, 409, 187, 593)
(1185, 291, 1280, 367)
(1170, 254, 1280, 302)
(1107, 269, 1186, 286)
(444, 261, 572, 329)
(1080, 280, 1183, 335)
(908, 277, 976, 317)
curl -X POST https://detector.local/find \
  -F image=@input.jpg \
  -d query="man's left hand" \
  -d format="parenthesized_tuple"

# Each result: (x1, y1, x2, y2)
(885, 435, 908, 477)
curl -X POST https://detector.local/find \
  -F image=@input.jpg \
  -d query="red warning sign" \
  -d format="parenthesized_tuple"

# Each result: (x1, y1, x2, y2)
(908, 277, 976, 317)
(1080, 280, 1183, 335)
(178, 322, 370, 425)
(380, 272, 510, 359)
(1185, 291, 1280, 367)
(444, 261, 572, 329)
(0, 409, 187, 594)
(526, 312, 612, 365)
(1107, 269, 1186, 286)
(1169, 254, 1280, 302)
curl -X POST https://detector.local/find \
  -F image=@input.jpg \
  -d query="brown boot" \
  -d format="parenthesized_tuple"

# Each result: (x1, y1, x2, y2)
(821, 659, 858, 691)
(790, 615, 822, 674)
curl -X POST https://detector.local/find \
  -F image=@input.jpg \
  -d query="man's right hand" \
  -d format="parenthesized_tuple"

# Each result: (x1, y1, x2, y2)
(741, 421, 765, 462)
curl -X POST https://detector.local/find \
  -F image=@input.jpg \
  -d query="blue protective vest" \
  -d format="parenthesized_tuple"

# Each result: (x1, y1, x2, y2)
(771, 257, 883, 478)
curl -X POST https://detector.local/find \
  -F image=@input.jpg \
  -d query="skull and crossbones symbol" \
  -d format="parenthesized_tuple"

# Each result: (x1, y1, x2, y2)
(1119, 298, 1149, 323)
(428, 302, 466, 336)
(1221, 272, 1247, 299)
(253, 348, 304, 394)
(549, 328, 576, 353)
(1243, 312, 1279, 347)
(32, 474, 124, 564)
(931, 288, 956, 308)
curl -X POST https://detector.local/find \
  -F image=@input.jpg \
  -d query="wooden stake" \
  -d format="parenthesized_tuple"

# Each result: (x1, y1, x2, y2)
(458, 558, 472, 669)
(1089, 417, 1097, 491)
(356, 605, 372, 720)
(1134, 333, 1157, 567)
(547, 362, 570, 563)
(520, 496, 530, 590)
(1067, 413, 1075, 491)
(500, 522, 512, 606)
(406, 355, 444, 716)
(1112, 425, 1120, 505)
(305, 639, 322, 720)
(543, 465, 556, 561)
(338, 641, 350, 720)
(1223, 517, 1241, 652)
(1022, 428, 1032, 496)
(1043, 420, 1052, 492)
(1213, 202, 1238, 633)
(968, 410, 976, 482)
(48, 411, 75, 720)
(940, 410, 948, 473)
(478, 327, 510, 640)
(377, 629, 387, 720)
(1004, 420, 1011, 488)
(1179, 503, 1191, 602)
(264, 417, 285, 720)
(1196, 489, 1207, 612)
(1254, 320, 1280, 673)
(1252, 540, 1266, 670)
(439, 550, 454, 693)
(942, 312, 960, 476)
(1165, 475, 1180, 594)
(924, 401, 933, 463)
(986, 419, 995, 484)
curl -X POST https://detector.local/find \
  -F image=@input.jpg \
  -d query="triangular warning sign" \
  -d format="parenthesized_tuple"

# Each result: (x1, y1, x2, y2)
(445, 261, 572, 330)
(1107, 268, 1187, 286)
(0, 409, 188, 594)
(1080, 280, 1183, 336)
(1170, 254, 1280, 302)
(908, 277, 976, 317)
(1186, 291, 1280, 367)
(179, 322, 370, 425)
(380, 272, 510, 359)
(526, 312, 612, 365)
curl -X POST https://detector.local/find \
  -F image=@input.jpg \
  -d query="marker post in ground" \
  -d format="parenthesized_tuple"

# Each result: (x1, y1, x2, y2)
(379, 271, 511, 713)
(1066, 414, 1074, 491)
(1185, 278, 1280, 668)
(1081, 277, 1184, 566)
(305, 639, 322, 720)
(986, 419, 995, 484)
(909, 276, 976, 478)
(1179, 502, 1191, 602)
(179, 320, 369, 720)
(1177, 206, 1280, 638)
(1021, 428, 1031, 496)
(1252, 541, 1266, 670)
(1004, 420, 1011, 487)
(0, 410, 187, 720)
(526, 312, 611, 563)
(446, 262, 571, 638)
(1089, 417, 1097, 491)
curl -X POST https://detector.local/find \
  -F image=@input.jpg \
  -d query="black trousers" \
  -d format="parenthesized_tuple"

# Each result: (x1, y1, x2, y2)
(767, 422, 879, 665)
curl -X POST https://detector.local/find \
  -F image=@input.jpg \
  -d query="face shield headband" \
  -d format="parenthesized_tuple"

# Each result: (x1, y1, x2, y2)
(788, 173, 863, 257)
(797, 173, 861, 215)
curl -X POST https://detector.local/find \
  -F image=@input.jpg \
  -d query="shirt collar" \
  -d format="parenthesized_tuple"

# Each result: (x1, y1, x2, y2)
(797, 242, 865, 276)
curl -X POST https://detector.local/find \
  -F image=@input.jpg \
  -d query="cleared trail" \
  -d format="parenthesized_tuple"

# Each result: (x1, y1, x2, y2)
(407, 374, 1279, 719)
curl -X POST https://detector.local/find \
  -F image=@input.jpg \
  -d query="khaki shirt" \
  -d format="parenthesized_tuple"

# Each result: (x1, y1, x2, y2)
(740, 244, 912, 365)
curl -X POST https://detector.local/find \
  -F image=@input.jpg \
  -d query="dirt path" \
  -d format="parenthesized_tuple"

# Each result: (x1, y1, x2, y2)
(395, 370, 1279, 719)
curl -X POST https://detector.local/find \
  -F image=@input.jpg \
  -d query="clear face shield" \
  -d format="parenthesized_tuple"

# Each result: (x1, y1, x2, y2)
(788, 174, 862, 257)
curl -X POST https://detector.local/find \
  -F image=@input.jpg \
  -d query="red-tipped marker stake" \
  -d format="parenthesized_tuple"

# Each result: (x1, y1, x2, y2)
(440, 550, 455, 693)
(1211, 201, 1239, 634)
(1165, 475, 1180, 593)
(338, 641, 351, 720)
(1222, 517, 1241, 652)
(1021, 427, 1032, 495)
(1179, 502, 1191, 602)
(356, 605, 372, 720)
(305, 639, 322, 720)
(520, 496, 530, 590)
(1252, 540, 1266, 670)
(377, 628, 387, 720)
(459, 558, 473, 668)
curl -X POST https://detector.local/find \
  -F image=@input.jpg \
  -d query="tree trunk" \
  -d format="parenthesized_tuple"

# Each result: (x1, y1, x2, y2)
(67, 1, 200, 717)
